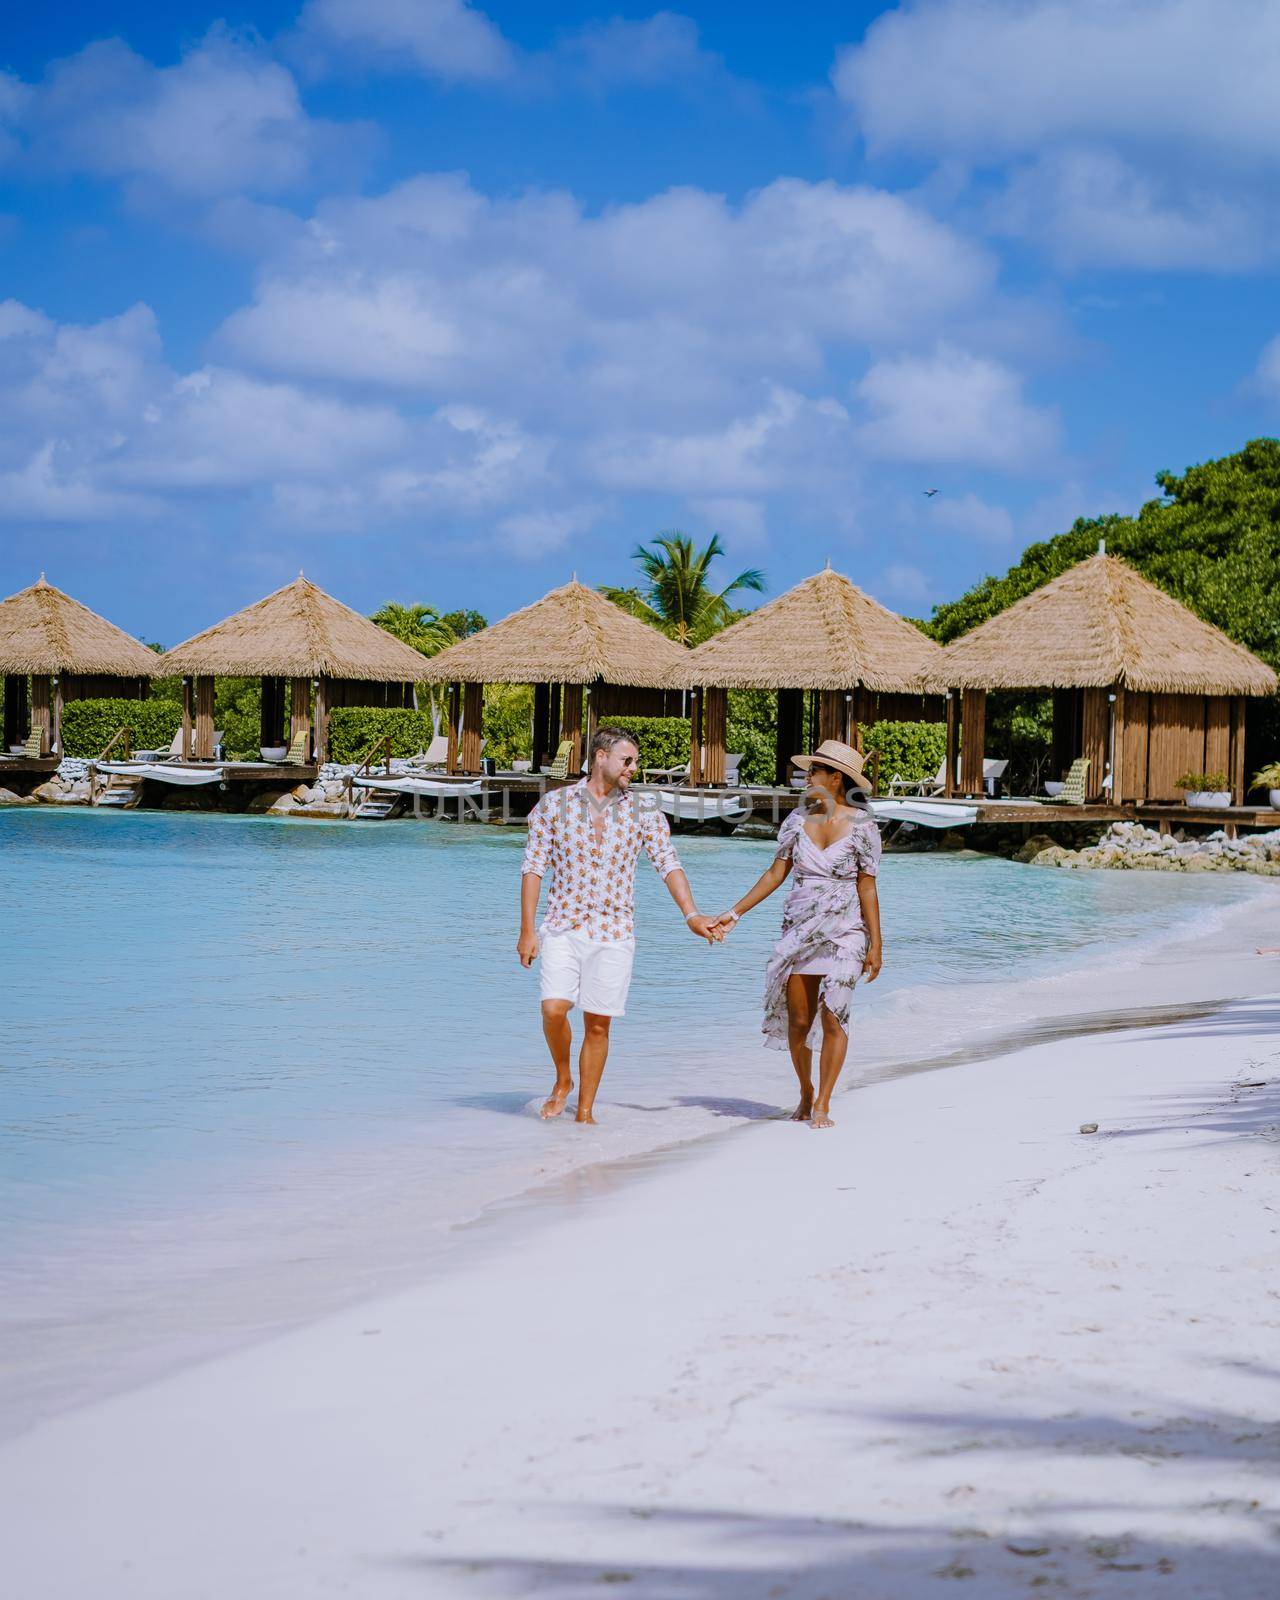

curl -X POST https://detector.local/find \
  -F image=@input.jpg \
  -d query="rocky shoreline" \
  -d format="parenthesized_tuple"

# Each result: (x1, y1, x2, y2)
(1025, 819, 1280, 875)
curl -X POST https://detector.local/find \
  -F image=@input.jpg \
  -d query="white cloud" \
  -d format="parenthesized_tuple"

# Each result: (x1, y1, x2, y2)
(495, 505, 600, 559)
(833, 0, 1280, 272)
(922, 492, 1015, 546)
(11, 29, 346, 197)
(219, 173, 1000, 423)
(876, 563, 934, 607)
(293, 0, 515, 84)
(689, 496, 767, 546)
(833, 0, 1280, 168)
(857, 345, 1059, 470)
(990, 147, 1275, 272)
(555, 12, 720, 89)
(1254, 335, 1280, 401)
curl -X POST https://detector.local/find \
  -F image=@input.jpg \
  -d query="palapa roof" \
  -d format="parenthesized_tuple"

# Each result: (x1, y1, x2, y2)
(418, 580, 690, 687)
(0, 576, 159, 677)
(161, 575, 430, 681)
(684, 566, 943, 691)
(935, 553, 1278, 696)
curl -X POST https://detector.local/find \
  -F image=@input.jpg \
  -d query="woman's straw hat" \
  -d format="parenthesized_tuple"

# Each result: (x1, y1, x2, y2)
(791, 738, 872, 792)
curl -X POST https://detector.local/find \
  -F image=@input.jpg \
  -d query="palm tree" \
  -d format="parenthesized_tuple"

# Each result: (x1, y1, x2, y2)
(602, 532, 765, 646)
(370, 602, 459, 657)
(370, 602, 461, 734)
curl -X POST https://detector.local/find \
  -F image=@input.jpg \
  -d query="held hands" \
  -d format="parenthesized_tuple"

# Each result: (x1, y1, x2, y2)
(685, 913, 724, 944)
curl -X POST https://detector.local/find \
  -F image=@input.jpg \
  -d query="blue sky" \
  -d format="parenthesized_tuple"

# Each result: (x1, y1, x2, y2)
(2, 1, 1278, 645)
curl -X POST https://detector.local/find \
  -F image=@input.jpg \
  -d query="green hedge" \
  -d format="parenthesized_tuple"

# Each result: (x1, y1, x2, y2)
(611, 716, 691, 773)
(327, 706, 438, 763)
(862, 721, 947, 788)
(60, 698, 182, 758)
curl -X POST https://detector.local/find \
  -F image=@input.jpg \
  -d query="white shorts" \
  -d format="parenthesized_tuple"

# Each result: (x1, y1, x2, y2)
(539, 928, 636, 1017)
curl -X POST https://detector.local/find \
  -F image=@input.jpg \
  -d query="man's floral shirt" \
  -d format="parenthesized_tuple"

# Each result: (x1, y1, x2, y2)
(521, 779, 682, 943)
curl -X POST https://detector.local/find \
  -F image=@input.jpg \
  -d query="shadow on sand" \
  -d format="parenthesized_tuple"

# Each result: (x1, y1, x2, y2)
(391, 1384, 1280, 1597)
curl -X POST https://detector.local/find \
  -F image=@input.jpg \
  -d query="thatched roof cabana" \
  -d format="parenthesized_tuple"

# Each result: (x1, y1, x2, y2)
(160, 575, 428, 764)
(419, 580, 686, 688)
(936, 553, 1276, 695)
(933, 553, 1277, 803)
(685, 566, 942, 692)
(0, 577, 158, 757)
(682, 567, 945, 785)
(420, 581, 690, 775)
(161, 575, 428, 682)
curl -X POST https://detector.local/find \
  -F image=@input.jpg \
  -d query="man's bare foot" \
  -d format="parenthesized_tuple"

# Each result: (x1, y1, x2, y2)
(575, 1110, 598, 1126)
(809, 1109, 835, 1129)
(540, 1084, 573, 1119)
(790, 1098, 814, 1122)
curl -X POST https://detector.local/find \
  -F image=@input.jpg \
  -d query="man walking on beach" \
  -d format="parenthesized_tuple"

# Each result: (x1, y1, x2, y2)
(518, 727, 721, 1124)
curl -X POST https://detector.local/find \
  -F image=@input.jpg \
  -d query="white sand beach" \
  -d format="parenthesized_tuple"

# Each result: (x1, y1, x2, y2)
(4, 891, 1280, 1599)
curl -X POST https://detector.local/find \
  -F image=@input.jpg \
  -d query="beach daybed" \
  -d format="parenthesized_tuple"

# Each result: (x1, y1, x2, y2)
(1044, 757, 1091, 806)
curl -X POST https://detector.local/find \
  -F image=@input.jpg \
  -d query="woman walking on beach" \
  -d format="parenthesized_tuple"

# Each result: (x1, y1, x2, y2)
(717, 740, 882, 1128)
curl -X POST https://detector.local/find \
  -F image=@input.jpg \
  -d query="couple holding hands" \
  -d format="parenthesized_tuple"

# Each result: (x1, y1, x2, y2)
(517, 727, 882, 1129)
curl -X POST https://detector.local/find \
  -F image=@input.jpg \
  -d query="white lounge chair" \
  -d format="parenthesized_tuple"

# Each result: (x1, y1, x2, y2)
(642, 761, 690, 784)
(135, 728, 224, 762)
(406, 733, 450, 770)
(887, 759, 947, 797)
(724, 752, 744, 786)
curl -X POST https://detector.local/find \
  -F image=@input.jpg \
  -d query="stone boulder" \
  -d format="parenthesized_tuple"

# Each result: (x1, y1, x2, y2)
(1030, 844, 1073, 868)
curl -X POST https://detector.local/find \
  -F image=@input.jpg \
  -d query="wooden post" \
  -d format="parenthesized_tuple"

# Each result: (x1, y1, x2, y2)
(313, 677, 330, 765)
(260, 677, 284, 750)
(548, 683, 561, 763)
(51, 674, 64, 755)
(446, 683, 460, 774)
(30, 675, 51, 756)
(561, 682, 584, 776)
(1110, 688, 1126, 804)
(775, 688, 803, 786)
(585, 679, 599, 760)
(1081, 687, 1109, 802)
(959, 688, 986, 797)
(703, 686, 727, 785)
(182, 677, 193, 760)
(3, 674, 29, 749)
(196, 675, 217, 760)
(817, 689, 843, 746)
(944, 692, 959, 798)
(688, 689, 703, 786)
(1229, 695, 1247, 806)
(460, 681, 484, 773)
(532, 681, 550, 773)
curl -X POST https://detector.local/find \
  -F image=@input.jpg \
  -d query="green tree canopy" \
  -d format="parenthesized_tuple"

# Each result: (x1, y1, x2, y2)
(602, 531, 765, 646)
(926, 438, 1280, 672)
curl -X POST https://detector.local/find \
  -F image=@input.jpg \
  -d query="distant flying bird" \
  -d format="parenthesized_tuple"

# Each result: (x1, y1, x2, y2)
(923, 488, 939, 497)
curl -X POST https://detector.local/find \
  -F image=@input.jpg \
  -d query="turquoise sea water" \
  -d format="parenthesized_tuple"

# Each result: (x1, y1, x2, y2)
(0, 808, 1262, 1429)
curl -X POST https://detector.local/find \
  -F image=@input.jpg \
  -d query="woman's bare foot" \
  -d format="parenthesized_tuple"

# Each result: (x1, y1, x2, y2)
(540, 1084, 573, 1119)
(575, 1110, 598, 1126)
(790, 1097, 814, 1122)
(809, 1108, 835, 1129)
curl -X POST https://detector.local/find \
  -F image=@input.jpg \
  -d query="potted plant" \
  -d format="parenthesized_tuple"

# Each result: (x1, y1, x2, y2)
(1251, 761, 1280, 810)
(1177, 770, 1231, 808)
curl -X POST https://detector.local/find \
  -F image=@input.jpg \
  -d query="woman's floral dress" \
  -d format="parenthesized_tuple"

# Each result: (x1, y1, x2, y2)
(762, 805, 881, 1051)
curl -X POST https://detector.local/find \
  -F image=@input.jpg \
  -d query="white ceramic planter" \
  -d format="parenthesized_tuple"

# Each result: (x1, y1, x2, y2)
(260, 745, 287, 761)
(1270, 789, 1280, 810)
(1185, 790, 1231, 809)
